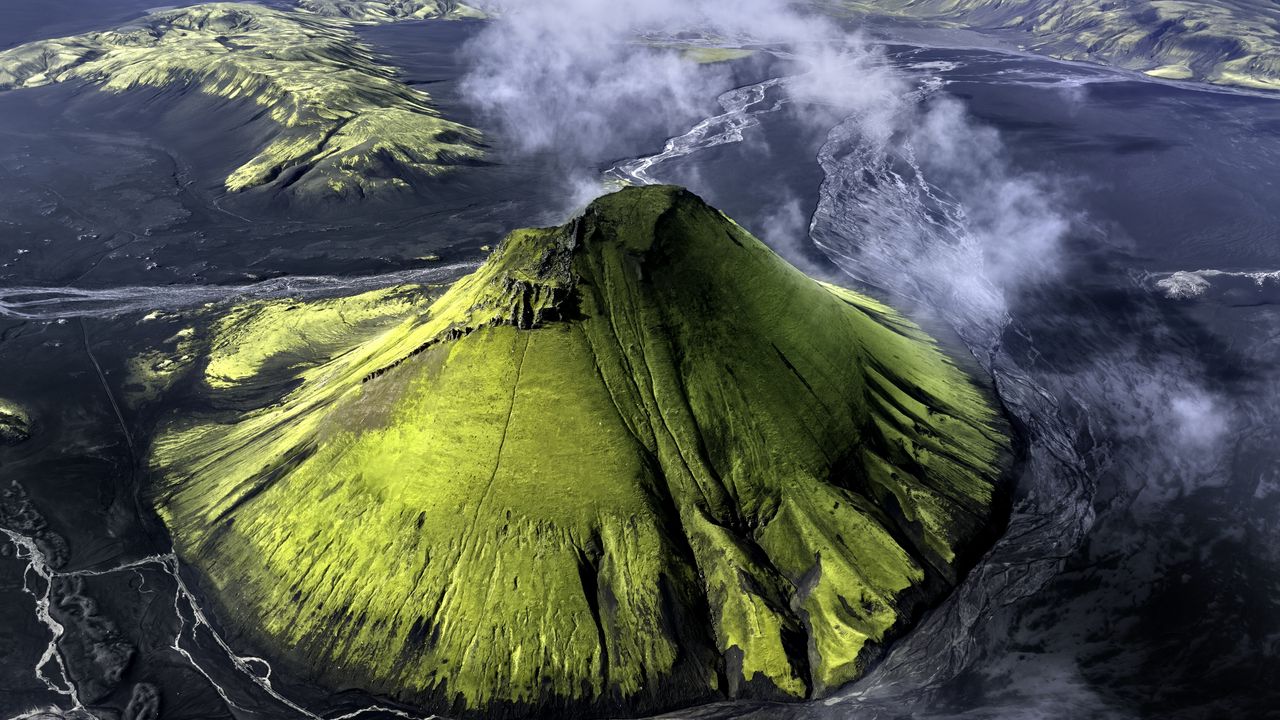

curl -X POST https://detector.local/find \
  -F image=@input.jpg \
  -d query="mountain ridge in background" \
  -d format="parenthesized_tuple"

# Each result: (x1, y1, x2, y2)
(836, 0, 1280, 90)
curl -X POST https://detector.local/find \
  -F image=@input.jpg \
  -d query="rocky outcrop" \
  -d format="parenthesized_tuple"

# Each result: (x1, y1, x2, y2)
(124, 683, 161, 720)
(49, 576, 137, 703)
(0, 482, 68, 569)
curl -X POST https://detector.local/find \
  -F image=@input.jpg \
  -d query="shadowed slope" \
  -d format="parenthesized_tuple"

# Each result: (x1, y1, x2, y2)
(148, 186, 1009, 716)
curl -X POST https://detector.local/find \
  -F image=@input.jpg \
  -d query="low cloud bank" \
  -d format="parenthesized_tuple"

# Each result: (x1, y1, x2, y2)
(460, 0, 893, 168)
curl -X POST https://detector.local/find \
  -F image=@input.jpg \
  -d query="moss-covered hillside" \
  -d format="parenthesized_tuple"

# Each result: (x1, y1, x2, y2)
(148, 185, 1009, 717)
(0, 3, 482, 199)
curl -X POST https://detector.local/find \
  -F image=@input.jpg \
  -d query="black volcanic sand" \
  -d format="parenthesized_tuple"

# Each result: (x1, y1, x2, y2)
(0, 0, 168, 51)
(0, 69, 530, 290)
(1, 15, 1279, 720)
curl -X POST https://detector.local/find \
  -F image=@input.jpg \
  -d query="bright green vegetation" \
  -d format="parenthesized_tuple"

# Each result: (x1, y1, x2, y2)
(125, 287, 438, 404)
(0, 3, 483, 198)
(682, 47, 758, 64)
(833, 0, 1280, 90)
(0, 398, 31, 445)
(295, 0, 486, 23)
(148, 186, 1009, 715)
(205, 286, 435, 389)
(643, 36, 756, 65)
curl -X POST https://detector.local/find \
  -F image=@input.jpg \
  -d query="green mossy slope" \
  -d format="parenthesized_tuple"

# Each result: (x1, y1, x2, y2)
(0, 3, 483, 199)
(148, 186, 1009, 716)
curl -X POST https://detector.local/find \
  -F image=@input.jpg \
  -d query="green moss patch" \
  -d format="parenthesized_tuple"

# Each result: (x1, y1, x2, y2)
(0, 398, 31, 445)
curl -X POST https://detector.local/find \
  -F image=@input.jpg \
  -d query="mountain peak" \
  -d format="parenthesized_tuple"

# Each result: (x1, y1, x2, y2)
(149, 186, 1010, 717)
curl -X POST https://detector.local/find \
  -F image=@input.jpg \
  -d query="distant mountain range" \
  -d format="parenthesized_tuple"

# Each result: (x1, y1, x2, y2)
(296, 0, 484, 24)
(836, 0, 1280, 90)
